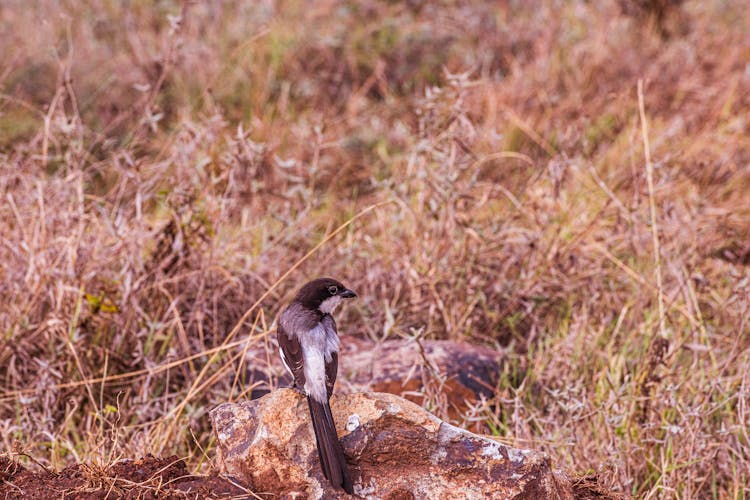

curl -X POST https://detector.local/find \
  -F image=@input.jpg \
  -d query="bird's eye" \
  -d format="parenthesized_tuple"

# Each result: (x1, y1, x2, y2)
(327, 285, 338, 295)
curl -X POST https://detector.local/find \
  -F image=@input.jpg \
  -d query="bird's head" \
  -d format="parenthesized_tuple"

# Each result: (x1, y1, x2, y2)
(293, 277, 357, 314)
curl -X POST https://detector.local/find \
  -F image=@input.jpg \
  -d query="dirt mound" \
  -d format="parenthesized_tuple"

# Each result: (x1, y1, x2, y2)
(0, 455, 246, 499)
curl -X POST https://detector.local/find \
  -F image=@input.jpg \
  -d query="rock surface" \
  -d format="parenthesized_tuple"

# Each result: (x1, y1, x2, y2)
(210, 389, 573, 499)
(245, 338, 504, 417)
(342, 338, 502, 418)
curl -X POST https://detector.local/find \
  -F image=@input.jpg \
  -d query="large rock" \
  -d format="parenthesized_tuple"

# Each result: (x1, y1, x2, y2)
(245, 338, 503, 418)
(210, 389, 573, 499)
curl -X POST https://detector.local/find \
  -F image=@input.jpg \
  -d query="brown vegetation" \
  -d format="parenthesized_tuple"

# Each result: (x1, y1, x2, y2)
(1, 0, 748, 497)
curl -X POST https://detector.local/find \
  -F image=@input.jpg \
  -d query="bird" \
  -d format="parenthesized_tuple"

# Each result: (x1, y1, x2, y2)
(277, 277, 357, 494)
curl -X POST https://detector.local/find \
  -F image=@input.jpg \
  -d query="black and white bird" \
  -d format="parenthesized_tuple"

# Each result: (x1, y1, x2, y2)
(277, 277, 356, 494)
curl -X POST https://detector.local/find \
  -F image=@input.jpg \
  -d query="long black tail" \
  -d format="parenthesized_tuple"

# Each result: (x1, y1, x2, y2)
(307, 396, 353, 494)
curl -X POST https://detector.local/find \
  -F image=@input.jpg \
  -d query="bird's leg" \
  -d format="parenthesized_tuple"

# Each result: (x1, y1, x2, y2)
(281, 380, 305, 396)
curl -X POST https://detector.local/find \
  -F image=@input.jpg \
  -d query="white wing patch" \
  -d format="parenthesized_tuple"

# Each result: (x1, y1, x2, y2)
(279, 348, 292, 376)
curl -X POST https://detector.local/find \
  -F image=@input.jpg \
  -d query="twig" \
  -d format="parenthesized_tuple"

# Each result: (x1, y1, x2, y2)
(637, 79, 666, 339)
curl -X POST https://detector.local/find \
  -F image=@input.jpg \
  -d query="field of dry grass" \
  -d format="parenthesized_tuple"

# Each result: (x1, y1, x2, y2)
(1, 0, 748, 497)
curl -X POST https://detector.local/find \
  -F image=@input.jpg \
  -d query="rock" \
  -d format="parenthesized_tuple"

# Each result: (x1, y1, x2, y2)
(210, 389, 573, 499)
(341, 338, 502, 419)
(244, 338, 503, 418)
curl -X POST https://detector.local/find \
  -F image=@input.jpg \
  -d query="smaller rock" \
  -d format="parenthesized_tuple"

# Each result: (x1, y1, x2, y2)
(244, 338, 504, 419)
(341, 338, 502, 419)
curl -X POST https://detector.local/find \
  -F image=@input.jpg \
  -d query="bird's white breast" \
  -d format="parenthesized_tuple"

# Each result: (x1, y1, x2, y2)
(300, 319, 340, 403)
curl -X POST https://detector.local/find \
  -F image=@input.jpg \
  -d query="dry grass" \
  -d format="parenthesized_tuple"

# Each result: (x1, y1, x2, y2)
(1, 0, 748, 497)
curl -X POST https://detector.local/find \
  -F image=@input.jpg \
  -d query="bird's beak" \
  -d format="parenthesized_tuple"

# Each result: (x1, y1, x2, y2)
(339, 288, 357, 299)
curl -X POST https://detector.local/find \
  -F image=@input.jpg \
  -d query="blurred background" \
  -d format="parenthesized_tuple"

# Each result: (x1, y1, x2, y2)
(0, 0, 748, 496)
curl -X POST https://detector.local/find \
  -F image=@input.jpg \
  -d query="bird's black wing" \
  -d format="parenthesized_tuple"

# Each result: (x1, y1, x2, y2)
(322, 314, 338, 398)
(326, 351, 338, 399)
(277, 321, 305, 390)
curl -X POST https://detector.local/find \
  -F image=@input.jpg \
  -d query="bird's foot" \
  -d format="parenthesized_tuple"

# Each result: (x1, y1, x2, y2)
(282, 384, 306, 397)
